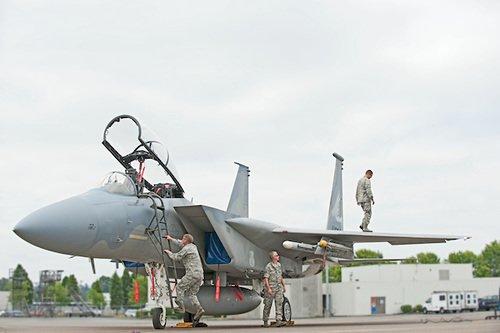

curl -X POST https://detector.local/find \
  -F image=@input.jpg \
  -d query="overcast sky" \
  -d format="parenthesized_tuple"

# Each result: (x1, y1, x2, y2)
(1, 1, 499, 285)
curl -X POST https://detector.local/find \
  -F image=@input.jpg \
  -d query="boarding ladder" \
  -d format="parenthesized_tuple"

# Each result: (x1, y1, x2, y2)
(142, 192, 179, 309)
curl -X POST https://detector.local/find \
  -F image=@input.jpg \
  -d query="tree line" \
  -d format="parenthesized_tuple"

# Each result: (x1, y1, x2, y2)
(324, 240, 499, 283)
(4, 266, 149, 311)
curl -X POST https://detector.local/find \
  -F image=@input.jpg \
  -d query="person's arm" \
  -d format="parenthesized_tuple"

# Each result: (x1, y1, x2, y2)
(280, 276, 286, 292)
(164, 234, 182, 246)
(263, 265, 273, 294)
(365, 179, 374, 204)
(166, 246, 186, 262)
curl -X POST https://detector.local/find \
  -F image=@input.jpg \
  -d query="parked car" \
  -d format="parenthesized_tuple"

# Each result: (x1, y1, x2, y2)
(1, 310, 26, 317)
(478, 295, 499, 311)
(124, 309, 137, 318)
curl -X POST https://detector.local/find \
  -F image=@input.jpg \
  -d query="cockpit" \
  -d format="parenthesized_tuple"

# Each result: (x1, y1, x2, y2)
(101, 115, 185, 198)
(100, 172, 137, 196)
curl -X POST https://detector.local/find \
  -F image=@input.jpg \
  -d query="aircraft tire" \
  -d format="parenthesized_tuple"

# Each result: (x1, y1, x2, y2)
(282, 297, 292, 322)
(152, 307, 167, 329)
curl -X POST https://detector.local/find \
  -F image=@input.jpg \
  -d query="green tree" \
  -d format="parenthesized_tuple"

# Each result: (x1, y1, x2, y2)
(448, 251, 477, 264)
(128, 275, 148, 307)
(356, 249, 383, 259)
(98, 276, 112, 293)
(0, 278, 11, 291)
(416, 252, 440, 264)
(10, 264, 34, 309)
(46, 282, 70, 305)
(326, 266, 342, 283)
(474, 240, 500, 277)
(403, 256, 418, 264)
(62, 274, 80, 296)
(121, 270, 132, 308)
(110, 272, 123, 310)
(87, 280, 105, 309)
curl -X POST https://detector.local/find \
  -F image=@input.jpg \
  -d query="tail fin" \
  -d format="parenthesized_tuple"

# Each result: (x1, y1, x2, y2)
(327, 153, 344, 230)
(227, 162, 250, 217)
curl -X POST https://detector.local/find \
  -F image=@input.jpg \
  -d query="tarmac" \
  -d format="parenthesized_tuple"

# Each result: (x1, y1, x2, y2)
(0, 311, 499, 333)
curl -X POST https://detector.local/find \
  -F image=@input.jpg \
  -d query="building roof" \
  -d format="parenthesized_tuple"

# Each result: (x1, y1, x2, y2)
(341, 263, 473, 283)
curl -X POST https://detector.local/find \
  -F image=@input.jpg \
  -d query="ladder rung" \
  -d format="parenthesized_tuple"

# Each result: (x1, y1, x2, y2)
(150, 204, 165, 211)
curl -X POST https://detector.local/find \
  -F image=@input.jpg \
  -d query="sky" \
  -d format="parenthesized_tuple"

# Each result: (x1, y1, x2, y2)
(0, 1, 499, 285)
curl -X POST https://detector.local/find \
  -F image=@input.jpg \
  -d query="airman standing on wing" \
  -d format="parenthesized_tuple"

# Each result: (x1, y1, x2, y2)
(164, 234, 205, 327)
(262, 250, 287, 327)
(356, 170, 375, 232)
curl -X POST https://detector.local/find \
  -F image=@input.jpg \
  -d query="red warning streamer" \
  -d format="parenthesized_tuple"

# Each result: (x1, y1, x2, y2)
(134, 280, 140, 304)
(150, 269, 156, 298)
(215, 273, 221, 303)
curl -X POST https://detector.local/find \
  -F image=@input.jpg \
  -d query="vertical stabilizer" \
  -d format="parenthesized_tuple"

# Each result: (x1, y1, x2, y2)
(327, 153, 344, 230)
(227, 162, 250, 217)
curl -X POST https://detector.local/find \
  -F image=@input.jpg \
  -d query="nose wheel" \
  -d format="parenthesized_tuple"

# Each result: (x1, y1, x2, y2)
(282, 297, 292, 322)
(152, 307, 167, 329)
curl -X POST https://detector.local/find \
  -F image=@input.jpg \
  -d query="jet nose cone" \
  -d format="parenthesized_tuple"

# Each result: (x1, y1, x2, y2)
(14, 196, 98, 255)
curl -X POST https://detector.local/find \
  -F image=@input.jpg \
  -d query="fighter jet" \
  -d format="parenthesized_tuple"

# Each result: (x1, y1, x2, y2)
(14, 115, 465, 329)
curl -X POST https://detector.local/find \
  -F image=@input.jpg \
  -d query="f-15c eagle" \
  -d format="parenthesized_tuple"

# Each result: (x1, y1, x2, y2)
(14, 115, 465, 329)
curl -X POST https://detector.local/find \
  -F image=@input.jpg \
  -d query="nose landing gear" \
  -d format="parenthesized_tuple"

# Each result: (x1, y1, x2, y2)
(152, 306, 167, 329)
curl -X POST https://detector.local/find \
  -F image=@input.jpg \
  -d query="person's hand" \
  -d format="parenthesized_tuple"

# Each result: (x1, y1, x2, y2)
(267, 287, 273, 295)
(164, 234, 173, 241)
(164, 249, 172, 256)
(282, 285, 286, 293)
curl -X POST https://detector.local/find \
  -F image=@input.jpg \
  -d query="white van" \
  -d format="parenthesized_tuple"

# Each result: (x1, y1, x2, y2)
(423, 290, 478, 314)
(463, 290, 479, 311)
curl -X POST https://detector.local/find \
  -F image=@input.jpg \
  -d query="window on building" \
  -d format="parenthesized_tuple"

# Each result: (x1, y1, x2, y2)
(439, 269, 450, 280)
(439, 295, 445, 301)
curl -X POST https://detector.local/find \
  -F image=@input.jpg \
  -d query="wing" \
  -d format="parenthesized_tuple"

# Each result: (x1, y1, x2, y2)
(272, 227, 467, 245)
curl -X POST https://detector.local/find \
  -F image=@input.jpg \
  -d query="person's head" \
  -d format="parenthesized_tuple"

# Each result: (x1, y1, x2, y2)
(269, 251, 280, 263)
(365, 170, 373, 179)
(181, 234, 194, 246)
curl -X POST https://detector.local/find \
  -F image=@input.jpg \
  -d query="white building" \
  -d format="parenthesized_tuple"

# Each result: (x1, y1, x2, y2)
(324, 264, 500, 316)
(0, 291, 10, 311)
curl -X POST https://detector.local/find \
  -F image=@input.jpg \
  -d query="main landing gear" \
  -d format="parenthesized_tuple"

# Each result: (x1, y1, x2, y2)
(282, 297, 292, 322)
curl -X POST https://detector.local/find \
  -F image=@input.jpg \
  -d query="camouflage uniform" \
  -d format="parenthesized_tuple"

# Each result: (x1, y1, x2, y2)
(167, 239, 204, 314)
(262, 261, 284, 324)
(356, 176, 374, 230)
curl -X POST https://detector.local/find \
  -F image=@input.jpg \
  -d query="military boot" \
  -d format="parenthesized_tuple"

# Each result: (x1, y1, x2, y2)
(192, 308, 205, 327)
(275, 320, 286, 327)
(262, 321, 269, 327)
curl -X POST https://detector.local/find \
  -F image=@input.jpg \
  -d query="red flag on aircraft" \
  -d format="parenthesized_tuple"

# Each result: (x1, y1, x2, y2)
(134, 280, 140, 304)
(215, 274, 221, 303)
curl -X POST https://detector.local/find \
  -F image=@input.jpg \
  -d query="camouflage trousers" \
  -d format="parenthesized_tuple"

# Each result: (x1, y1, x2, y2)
(360, 202, 372, 228)
(176, 274, 203, 313)
(263, 285, 284, 322)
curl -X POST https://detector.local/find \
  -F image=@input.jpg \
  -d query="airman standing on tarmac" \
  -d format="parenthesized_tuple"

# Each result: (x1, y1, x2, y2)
(262, 250, 286, 327)
(356, 170, 375, 232)
(164, 234, 205, 326)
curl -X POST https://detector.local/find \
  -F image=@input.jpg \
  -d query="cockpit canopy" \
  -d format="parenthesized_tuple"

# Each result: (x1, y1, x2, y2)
(102, 115, 184, 198)
(100, 172, 137, 196)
